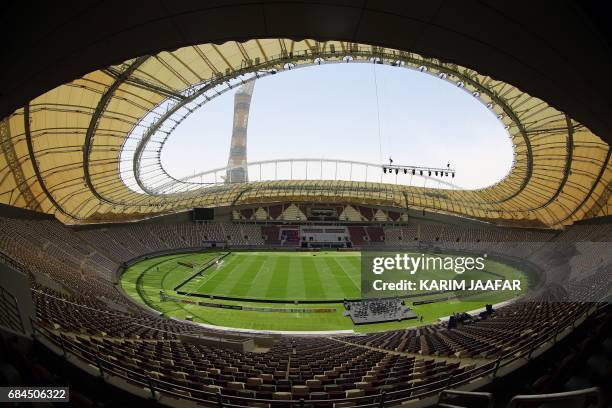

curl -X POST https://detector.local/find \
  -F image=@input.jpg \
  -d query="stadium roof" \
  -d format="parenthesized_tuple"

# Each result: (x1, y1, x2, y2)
(0, 2, 610, 228)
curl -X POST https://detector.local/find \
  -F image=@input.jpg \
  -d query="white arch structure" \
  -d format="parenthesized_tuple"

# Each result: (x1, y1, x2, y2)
(151, 158, 461, 195)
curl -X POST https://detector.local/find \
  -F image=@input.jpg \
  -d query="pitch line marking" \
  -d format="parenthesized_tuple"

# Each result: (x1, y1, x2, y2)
(187, 254, 230, 296)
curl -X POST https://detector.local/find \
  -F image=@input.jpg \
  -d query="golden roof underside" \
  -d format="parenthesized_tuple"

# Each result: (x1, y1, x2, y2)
(0, 39, 610, 227)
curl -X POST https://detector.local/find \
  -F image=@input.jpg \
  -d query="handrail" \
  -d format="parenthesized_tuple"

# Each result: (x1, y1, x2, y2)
(438, 389, 494, 408)
(508, 387, 602, 408)
(30, 302, 596, 407)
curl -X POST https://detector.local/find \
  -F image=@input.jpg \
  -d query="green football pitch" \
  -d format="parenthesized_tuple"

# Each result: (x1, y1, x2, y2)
(180, 251, 361, 301)
(121, 250, 530, 332)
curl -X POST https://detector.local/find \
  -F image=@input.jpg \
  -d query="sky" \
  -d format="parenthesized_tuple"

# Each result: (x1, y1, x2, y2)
(160, 63, 513, 190)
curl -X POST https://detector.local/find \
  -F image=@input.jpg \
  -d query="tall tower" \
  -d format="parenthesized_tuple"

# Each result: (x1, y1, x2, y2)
(226, 81, 255, 183)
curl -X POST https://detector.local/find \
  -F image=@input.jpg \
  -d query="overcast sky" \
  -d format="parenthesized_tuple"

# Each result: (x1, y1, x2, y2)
(161, 63, 513, 190)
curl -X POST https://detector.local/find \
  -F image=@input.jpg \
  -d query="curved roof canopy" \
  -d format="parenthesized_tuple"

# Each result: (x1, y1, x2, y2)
(0, 39, 610, 227)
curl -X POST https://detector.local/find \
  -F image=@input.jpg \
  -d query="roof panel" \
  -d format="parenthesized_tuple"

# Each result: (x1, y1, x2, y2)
(0, 39, 608, 227)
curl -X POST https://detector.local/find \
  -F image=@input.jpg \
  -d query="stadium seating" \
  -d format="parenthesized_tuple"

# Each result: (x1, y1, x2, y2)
(0, 214, 610, 406)
(348, 226, 367, 245)
(261, 226, 281, 245)
(365, 227, 385, 243)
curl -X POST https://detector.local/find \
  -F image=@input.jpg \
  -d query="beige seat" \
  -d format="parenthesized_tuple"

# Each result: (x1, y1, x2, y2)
(247, 377, 263, 386)
(407, 378, 423, 388)
(259, 373, 273, 381)
(345, 389, 365, 398)
(292, 385, 309, 397)
(226, 381, 245, 390)
(194, 370, 208, 378)
(272, 391, 292, 400)
(201, 384, 223, 394)
(306, 379, 321, 387)
(354, 381, 370, 390)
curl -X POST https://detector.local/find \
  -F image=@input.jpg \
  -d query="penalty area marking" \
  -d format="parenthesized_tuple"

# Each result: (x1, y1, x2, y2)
(183, 255, 229, 297)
